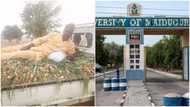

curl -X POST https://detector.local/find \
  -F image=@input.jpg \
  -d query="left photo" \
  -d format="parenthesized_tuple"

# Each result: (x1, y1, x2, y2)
(1, 0, 95, 106)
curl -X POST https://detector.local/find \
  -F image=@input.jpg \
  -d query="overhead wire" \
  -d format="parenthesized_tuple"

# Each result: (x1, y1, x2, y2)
(96, 6, 188, 12)
(96, 12, 188, 17)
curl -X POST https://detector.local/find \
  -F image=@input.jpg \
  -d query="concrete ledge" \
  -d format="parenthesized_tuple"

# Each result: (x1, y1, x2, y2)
(43, 95, 94, 106)
(2, 79, 95, 106)
(146, 68, 182, 80)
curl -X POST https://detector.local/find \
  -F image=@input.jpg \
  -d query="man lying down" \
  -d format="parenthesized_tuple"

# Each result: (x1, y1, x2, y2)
(1, 23, 76, 61)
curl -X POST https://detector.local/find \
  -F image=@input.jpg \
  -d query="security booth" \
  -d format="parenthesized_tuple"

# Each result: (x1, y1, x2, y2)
(125, 28, 144, 80)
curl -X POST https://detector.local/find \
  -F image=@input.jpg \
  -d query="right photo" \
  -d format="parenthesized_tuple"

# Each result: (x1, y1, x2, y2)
(95, 0, 189, 106)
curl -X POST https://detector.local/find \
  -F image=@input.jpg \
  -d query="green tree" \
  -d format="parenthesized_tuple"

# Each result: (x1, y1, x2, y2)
(96, 36, 108, 66)
(103, 42, 123, 68)
(105, 42, 117, 66)
(21, 1, 61, 38)
(116, 45, 124, 66)
(1, 25, 23, 40)
(146, 35, 182, 70)
(96, 36, 124, 68)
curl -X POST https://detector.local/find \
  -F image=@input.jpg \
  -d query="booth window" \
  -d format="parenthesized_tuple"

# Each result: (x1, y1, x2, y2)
(130, 55, 134, 58)
(135, 45, 140, 48)
(130, 65, 134, 69)
(136, 55, 140, 58)
(130, 45, 134, 48)
(130, 60, 134, 63)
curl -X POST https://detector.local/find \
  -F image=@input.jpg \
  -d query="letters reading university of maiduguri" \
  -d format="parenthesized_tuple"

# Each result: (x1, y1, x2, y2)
(96, 17, 189, 28)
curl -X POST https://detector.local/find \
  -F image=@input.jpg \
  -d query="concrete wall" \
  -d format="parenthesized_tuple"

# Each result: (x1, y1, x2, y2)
(126, 70, 145, 80)
(124, 44, 144, 70)
(74, 23, 95, 54)
(2, 79, 95, 106)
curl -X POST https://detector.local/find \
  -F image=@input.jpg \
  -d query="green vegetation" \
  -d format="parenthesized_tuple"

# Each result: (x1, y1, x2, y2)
(21, 1, 61, 38)
(96, 36, 123, 69)
(146, 35, 182, 71)
(96, 36, 107, 66)
(1, 25, 23, 40)
(1, 1, 61, 40)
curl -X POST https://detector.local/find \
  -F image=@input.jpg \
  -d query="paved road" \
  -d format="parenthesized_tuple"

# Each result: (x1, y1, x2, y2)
(145, 70, 189, 106)
(124, 80, 151, 106)
(96, 70, 189, 106)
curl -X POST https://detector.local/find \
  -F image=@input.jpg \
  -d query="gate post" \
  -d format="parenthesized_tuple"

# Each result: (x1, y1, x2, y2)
(181, 32, 189, 80)
(125, 28, 145, 80)
(144, 46, 147, 82)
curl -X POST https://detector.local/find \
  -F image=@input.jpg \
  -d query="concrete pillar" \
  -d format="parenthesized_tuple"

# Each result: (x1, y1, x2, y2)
(124, 45, 127, 71)
(144, 47, 147, 81)
(181, 31, 189, 80)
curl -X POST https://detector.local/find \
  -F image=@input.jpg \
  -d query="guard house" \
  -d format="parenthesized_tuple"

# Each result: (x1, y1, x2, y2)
(125, 3, 145, 80)
(125, 28, 144, 80)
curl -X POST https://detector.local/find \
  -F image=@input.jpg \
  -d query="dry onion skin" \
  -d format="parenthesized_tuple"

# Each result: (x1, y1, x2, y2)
(1, 52, 94, 88)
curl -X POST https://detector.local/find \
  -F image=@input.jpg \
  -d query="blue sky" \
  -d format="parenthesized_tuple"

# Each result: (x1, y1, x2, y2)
(97, 0, 189, 46)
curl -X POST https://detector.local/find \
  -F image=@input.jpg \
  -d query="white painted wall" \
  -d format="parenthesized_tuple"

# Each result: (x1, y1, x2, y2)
(73, 23, 95, 54)
(2, 79, 95, 106)
(140, 45, 144, 69)
(124, 44, 144, 70)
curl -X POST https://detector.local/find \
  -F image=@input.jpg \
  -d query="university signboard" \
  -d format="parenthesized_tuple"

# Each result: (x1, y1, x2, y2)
(96, 17, 189, 28)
